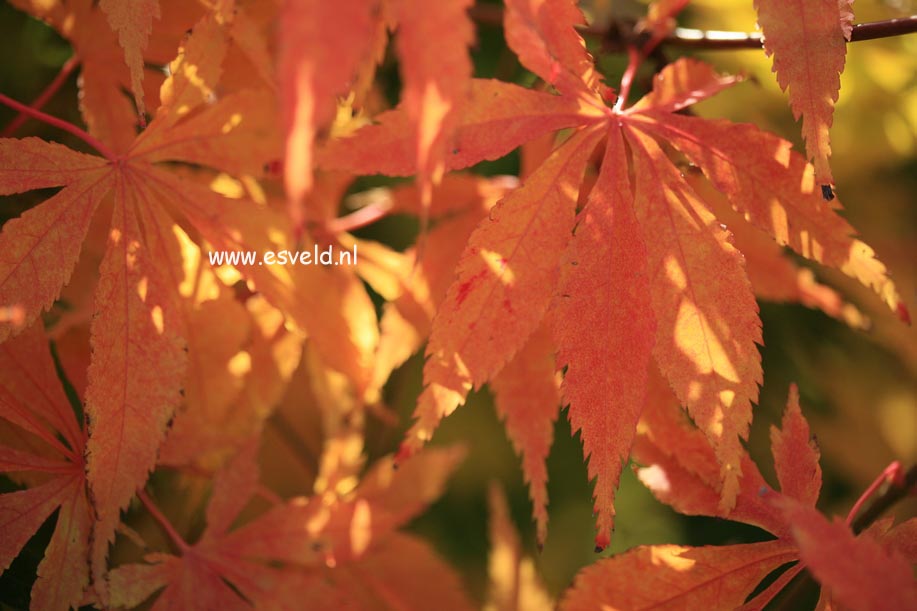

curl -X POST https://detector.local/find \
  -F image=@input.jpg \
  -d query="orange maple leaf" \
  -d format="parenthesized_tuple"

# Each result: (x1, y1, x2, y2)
(109, 445, 470, 609)
(491, 325, 561, 547)
(755, 0, 854, 190)
(0, 6, 377, 594)
(624, 380, 916, 610)
(775, 497, 917, 610)
(98, 0, 161, 119)
(279, 0, 474, 232)
(9, 0, 204, 151)
(393, 0, 474, 225)
(319, 0, 904, 549)
(0, 323, 91, 610)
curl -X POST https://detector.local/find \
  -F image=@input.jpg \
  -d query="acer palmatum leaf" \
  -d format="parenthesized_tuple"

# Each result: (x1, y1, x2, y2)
(560, 540, 798, 611)
(398, 127, 603, 462)
(755, 0, 851, 188)
(552, 128, 655, 550)
(0, 323, 92, 611)
(491, 325, 561, 547)
(98, 0, 160, 120)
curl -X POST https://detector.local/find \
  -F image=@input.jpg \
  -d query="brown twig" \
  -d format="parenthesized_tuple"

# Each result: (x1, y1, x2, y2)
(468, 5, 917, 51)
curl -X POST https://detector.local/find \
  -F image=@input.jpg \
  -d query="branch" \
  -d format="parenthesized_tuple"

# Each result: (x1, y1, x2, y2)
(468, 5, 917, 51)
(668, 17, 917, 50)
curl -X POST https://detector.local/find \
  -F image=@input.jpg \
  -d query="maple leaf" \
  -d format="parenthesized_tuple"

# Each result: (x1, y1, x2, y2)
(108, 440, 279, 610)
(99, 0, 161, 119)
(755, 0, 853, 190)
(775, 497, 917, 611)
(368, 174, 518, 397)
(491, 325, 561, 547)
(316, 0, 904, 550)
(109, 444, 469, 609)
(339, 173, 566, 546)
(624, 379, 917, 610)
(392, 0, 474, 223)
(278, 0, 385, 228)
(503, 0, 610, 99)
(279, 0, 474, 231)
(560, 540, 799, 611)
(552, 127, 656, 550)
(8, 0, 203, 151)
(0, 5, 385, 595)
(0, 323, 92, 611)
(687, 172, 867, 328)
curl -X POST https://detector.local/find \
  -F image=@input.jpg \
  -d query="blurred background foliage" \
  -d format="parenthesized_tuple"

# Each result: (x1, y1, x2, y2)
(0, 0, 915, 607)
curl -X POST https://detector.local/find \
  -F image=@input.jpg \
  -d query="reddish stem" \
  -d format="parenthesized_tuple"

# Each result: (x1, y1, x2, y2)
(138, 489, 190, 553)
(614, 2, 685, 110)
(256, 485, 282, 505)
(324, 199, 393, 234)
(0, 91, 117, 162)
(1, 56, 80, 137)
(615, 46, 642, 111)
(846, 460, 906, 527)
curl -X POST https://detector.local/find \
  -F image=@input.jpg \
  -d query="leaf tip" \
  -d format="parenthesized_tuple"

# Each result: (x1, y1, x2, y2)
(393, 443, 415, 468)
(594, 532, 610, 553)
(896, 302, 911, 325)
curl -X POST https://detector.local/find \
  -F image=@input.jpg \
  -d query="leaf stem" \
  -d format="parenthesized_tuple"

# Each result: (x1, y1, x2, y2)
(1, 56, 80, 137)
(614, 1, 682, 110)
(323, 198, 393, 234)
(0, 91, 117, 162)
(614, 47, 642, 111)
(468, 5, 917, 51)
(138, 489, 190, 553)
(850, 462, 917, 534)
(772, 463, 917, 610)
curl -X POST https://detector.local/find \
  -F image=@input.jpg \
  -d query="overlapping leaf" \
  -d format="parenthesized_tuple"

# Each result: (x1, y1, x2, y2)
(755, 0, 853, 189)
(565, 382, 916, 610)
(1, 0, 912, 608)
(0, 4, 377, 597)
(319, 0, 903, 549)
(109, 444, 469, 610)
(279, 0, 475, 229)
(0, 323, 91, 611)
(8, 0, 203, 151)
(99, 0, 160, 118)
